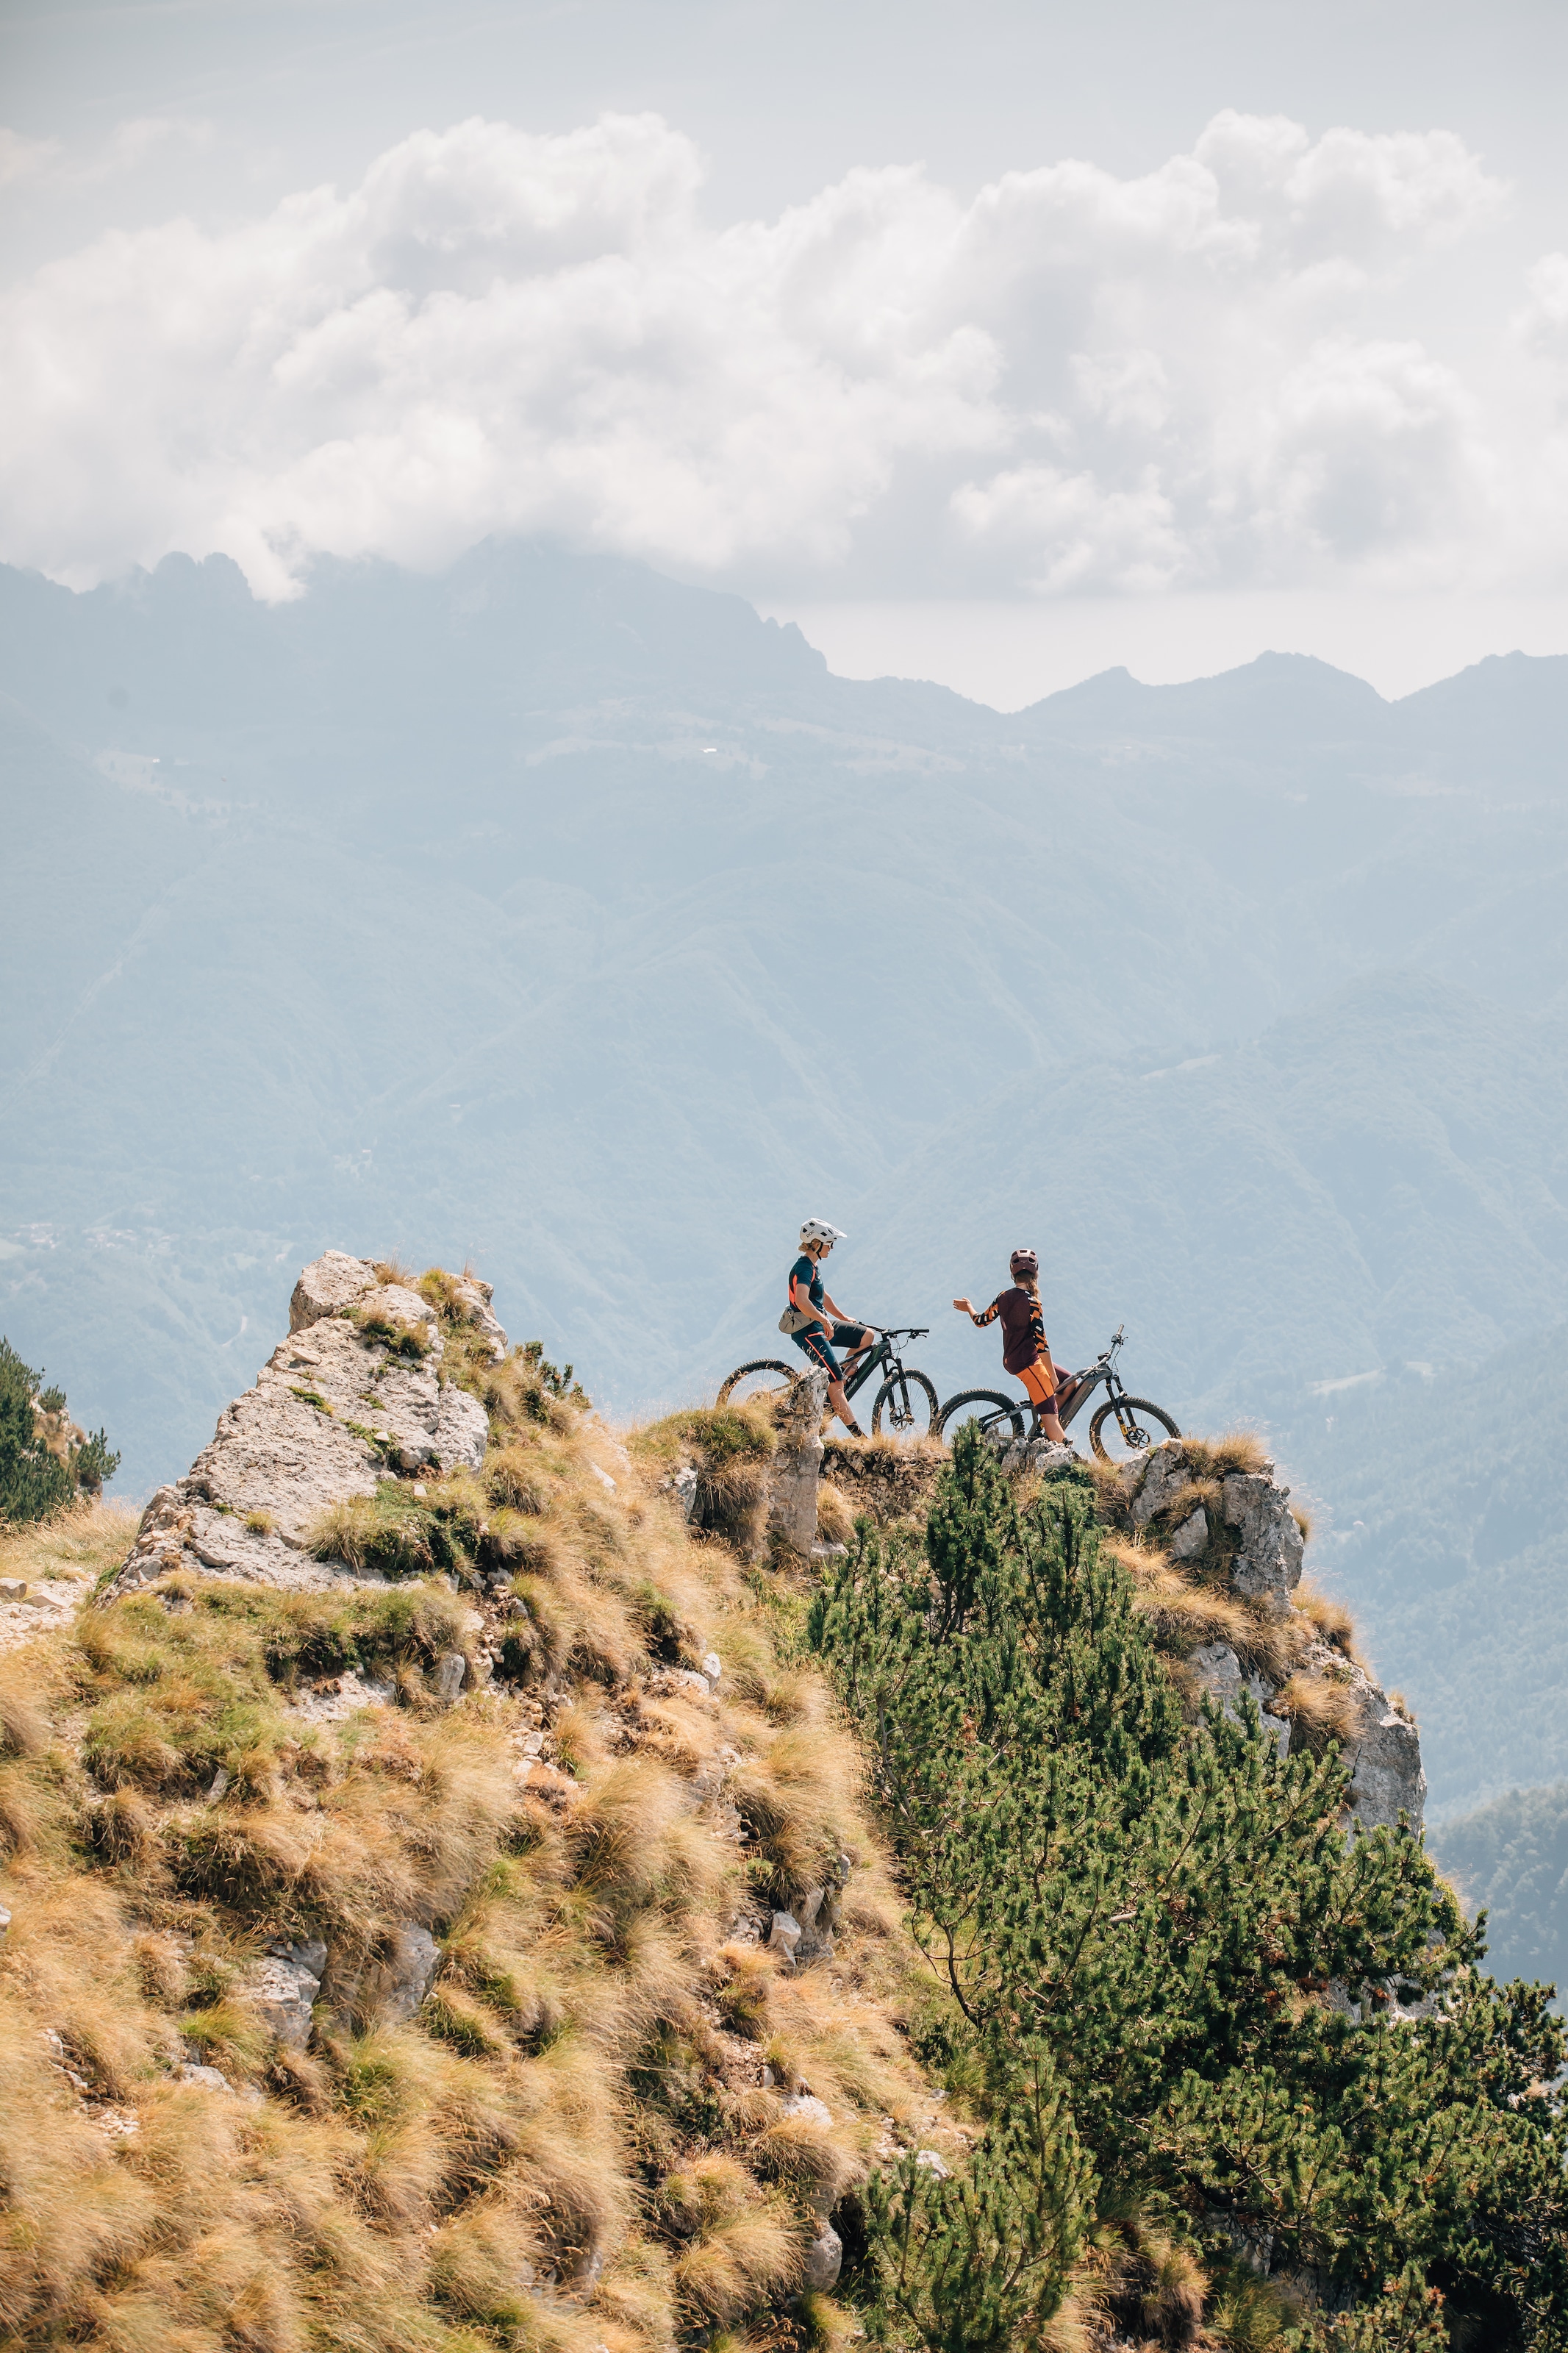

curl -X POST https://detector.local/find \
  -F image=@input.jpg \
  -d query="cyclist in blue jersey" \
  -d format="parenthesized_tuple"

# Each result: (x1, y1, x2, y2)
(781, 1219, 874, 1437)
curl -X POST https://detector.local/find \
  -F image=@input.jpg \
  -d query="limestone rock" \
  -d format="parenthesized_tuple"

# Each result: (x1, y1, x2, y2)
(432, 1652, 468, 1702)
(289, 1251, 379, 1331)
(779, 2089, 835, 2129)
(325, 1923, 440, 2031)
(1222, 1472, 1304, 1611)
(914, 2149, 952, 2179)
(673, 1464, 699, 1521)
(102, 1251, 502, 1602)
(448, 1274, 508, 1362)
(354, 1282, 438, 1338)
(987, 1433, 1081, 1478)
(1343, 1677, 1426, 1834)
(769, 1910, 803, 1962)
(701, 1651, 723, 1685)
(767, 1370, 828, 1556)
(1190, 1642, 1290, 1757)
(434, 1382, 490, 1472)
(174, 2061, 235, 2091)
(251, 1940, 326, 2048)
(1131, 1446, 1193, 1528)
(802, 2225, 843, 2291)
(379, 1926, 440, 2024)
(1170, 1505, 1209, 1560)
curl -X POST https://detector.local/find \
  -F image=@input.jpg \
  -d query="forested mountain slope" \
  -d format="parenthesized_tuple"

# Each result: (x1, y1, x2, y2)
(1432, 1782, 1568, 1995)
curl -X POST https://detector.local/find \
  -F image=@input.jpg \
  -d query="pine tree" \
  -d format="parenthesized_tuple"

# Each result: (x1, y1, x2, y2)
(0, 1337, 120, 1523)
(864, 2036, 1093, 2353)
(810, 1428, 1568, 2347)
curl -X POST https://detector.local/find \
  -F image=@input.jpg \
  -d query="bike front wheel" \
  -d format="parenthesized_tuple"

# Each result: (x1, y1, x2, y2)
(1089, 1395, 1181, 1464)
(936, 1390, 1027, 1443)
(716, 1360, 796, 1409)
(870, 1369, 939, 1440)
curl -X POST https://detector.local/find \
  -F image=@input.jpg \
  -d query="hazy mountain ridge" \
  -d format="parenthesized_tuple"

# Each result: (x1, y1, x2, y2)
(1431, 1781, 1568, 1996)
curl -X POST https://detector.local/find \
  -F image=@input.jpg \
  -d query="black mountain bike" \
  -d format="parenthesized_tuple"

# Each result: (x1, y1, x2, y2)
(937, 1324, 1179, 1463)
(717, 1327, 938, 1438)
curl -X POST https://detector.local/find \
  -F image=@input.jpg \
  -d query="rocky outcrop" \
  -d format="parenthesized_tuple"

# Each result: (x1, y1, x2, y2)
(1127, 1447, 1304, 1611)
(104, 1253, 493, 1600)
(766, 1369, 829, 1555)
(989, 1435, 1081, 1479)
(989, 1435, 1425, 1835)
(1340, 1674, 1425, 1834)
(1189, 1640, 1291, 1757)
(1128, 1443, 1422, 1832)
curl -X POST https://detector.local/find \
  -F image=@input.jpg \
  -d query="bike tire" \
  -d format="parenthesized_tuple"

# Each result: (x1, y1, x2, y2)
(1089, 1395, 1181, 1464)
(936, 1389, 1027, 1442)
(716, 1360, 797, 1408)
(870, 1369, 939, 1440)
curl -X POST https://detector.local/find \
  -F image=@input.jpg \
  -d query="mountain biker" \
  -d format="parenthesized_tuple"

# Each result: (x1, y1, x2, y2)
(953, 1248, 1073, 1444)
(784, 1221, 875, 1438)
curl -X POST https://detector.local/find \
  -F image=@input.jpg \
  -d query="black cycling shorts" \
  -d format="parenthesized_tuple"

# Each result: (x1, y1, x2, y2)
(792, 1321, 870, 1379)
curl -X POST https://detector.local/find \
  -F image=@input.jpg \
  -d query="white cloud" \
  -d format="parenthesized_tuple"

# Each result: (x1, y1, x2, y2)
(0, 114, 211, 190)
(0, 128, 62, 186)
(0, 107, 1558, 600)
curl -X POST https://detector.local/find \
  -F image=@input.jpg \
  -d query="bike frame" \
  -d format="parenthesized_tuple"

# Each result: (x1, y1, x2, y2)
(838, 1327, 927, 1404)
(1053, 1324, 1128, 1430)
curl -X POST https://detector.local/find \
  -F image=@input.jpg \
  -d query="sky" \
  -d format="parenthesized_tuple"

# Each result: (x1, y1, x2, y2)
(4, 0, 1568, 703)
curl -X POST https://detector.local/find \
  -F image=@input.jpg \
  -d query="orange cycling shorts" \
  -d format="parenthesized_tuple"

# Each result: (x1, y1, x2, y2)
(1017, 1359, 1058, 1409)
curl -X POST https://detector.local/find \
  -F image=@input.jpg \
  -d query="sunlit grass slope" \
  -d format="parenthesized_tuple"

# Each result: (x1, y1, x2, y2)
(0, 1295, 953, 2353)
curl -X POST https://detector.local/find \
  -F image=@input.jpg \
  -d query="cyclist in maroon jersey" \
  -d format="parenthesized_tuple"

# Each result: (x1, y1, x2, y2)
(953, 1247, 1073, 1443)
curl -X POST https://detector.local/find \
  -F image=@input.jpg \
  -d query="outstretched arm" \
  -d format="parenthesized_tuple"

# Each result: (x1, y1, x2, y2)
(953, 1296, 1000, 1327)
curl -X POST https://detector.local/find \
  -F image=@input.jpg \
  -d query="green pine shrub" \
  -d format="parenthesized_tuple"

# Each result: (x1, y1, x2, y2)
(0, 1336, 120, 1525)
(810, 1427, 1568, 2349)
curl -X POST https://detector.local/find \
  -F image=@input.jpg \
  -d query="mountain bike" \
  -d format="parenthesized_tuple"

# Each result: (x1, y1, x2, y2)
(937, 1325, 1179, 1463)
(716, 1327, 937, 1438)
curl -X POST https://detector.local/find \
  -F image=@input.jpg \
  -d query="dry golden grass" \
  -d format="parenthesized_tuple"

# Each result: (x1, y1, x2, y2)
(815, 1481, 854, 1547)
(1102, 1534, 1306, 1688)
(0, 1284, 942, 2353)
(0, 1495, 137, 1593)
(1295, 1578, 1357, 1657)
(818, 1436, 945, 1530)
(1272, 1668, 1361, 1755)
(1177, 1430, 1272, 1479)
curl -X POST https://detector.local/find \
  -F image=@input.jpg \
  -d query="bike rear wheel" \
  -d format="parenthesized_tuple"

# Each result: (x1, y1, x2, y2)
(937, 1389, 1027, 1442)
(870, 1369, 939, 1440)
(716, 1360, 796, 1409)
(1089, 1394, 1181, 1464)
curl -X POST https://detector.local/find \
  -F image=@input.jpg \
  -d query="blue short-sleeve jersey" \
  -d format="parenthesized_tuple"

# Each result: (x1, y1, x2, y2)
(790, 1253, 825, 1321)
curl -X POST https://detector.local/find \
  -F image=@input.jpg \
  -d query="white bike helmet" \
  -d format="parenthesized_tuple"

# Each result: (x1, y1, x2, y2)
(799, 1218, 845, 1249)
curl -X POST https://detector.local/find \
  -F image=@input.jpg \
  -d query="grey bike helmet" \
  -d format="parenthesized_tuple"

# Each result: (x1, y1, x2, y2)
(1009, 1247, 1039, 1279)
